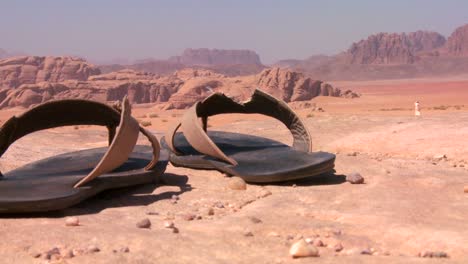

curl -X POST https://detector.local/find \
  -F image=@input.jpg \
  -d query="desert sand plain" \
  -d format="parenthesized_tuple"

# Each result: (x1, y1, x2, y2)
(0, 76, 467, 263)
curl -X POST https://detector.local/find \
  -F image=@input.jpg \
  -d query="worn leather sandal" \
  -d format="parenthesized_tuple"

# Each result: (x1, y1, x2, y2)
(161, 89, 335, 183)
(0, 97, 168, 213)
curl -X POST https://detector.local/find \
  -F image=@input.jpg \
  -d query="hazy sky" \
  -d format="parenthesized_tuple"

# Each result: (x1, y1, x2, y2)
(1, 0, 467, 64)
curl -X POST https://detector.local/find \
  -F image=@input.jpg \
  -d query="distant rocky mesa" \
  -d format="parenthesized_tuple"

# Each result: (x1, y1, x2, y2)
(276, 23, 468, 80)
(445, 24, 468, 56)
(0, 56, 101, 89)
(168, 48, 262, 65)
(0, 56, 358, 109)
(343, 31, 446, 64)
(100, 48, 265, 77)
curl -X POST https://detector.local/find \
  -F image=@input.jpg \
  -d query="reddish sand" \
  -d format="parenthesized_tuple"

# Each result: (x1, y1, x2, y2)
(0, 77, 467, 263)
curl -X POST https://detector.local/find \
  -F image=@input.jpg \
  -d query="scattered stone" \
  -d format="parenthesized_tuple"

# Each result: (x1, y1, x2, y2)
(181, 213, 196, 221)
(248, 216, 262, 224)
(313, 239, 326, 247)
(257, 189, 272, 198)
(332, 229, 343, 236)
(214, 202, 225, 208)
(86, 245, 100, 253)
(164, 221, 175, 229)
(203, 207, 215, 216)
(433, 154, 447, 161)
(120, 247, 130, 253)
(361, 248, 372, 255)
(136, 218, 151, 229)
(334, 243, 344, 252)
(289, 240, 319, 258)
(244, 230, 254, 237)
(305, 238, 313, 244)
(419, 251, 449, 258)
(286, 235, 294, 240)
(464, 186, 468, 193)
(30, 252, 41, 258)
(146, 211, 159, 215)
(346, 172, 365, 184)
(172, 227, 180, 234)
(347, 152, 358, 156)
(227, 177, 247, 190)
(72, 248, 85, 256)
(171, 195, 179, 200)
(61, 249, 74, 258)
(65, 216, 80, 226)
(292, 184, 297, 188)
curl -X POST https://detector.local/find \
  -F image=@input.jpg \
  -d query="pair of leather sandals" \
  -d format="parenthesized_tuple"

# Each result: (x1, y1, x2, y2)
(0, 89, 335, 213)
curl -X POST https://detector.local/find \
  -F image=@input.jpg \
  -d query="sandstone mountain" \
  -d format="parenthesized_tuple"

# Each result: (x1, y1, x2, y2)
(0, 56, 101, 89)
(0, 60, 358, 109)
(99, 49, 265, 77)
(445, 24, 468, 57)
(276, 24, 468, 80)
(342, 31, 446, 64)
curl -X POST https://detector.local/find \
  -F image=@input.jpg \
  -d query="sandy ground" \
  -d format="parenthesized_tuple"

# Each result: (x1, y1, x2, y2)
(0, 78, 467, 263)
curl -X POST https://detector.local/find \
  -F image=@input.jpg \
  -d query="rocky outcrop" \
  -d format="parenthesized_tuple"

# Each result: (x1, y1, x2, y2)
(0, 56, 101, 89)
(256, 68, 358, 102)
(169, 48, 262, 65)
(445, 24, 468, 57)
(0, 61, 358, 109)
(343, 31, 446, 64)
(0, 69, 182, 109)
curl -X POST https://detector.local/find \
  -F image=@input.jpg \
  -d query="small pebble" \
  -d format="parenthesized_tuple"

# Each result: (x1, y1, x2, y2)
(120, 247, 130, 253)
(72, 248, 85, 256)
(61, 249, 74, 259)
(181, 213, 196, 221)
(30, 252, 41, 258)
(419, 251, 448, 258)
(172, 227, 179, 233)
(289, 240, 319, 258)
(313, 239, 325, 247)
(171, 195, 180, 200)
(361, 248, 372, 255)
(305, 238, 313, 244)
(65, 217, 80, 226)
(164, 221, 175, 228)
(347, 152, 358, 156)
(346, 172, 365, 184)
(334, 243, 344, 252)
(244, 230, 254, 237)
(214, 202, 225, 208)
(86, 245, 100, 253)
(146, 211, 159, 216)
(433, 154, 447, 161)
(248, 216, 262, 224)
(203, 207, 215, 216)
(464, 186, 468, 193)
(227, 177, 247, 190)
(136, 218, 151, 229)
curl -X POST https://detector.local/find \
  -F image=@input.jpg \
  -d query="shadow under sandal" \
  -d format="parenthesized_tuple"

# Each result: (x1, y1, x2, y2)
(161, 89, 335, 183)
(0, 97, 168, 213)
